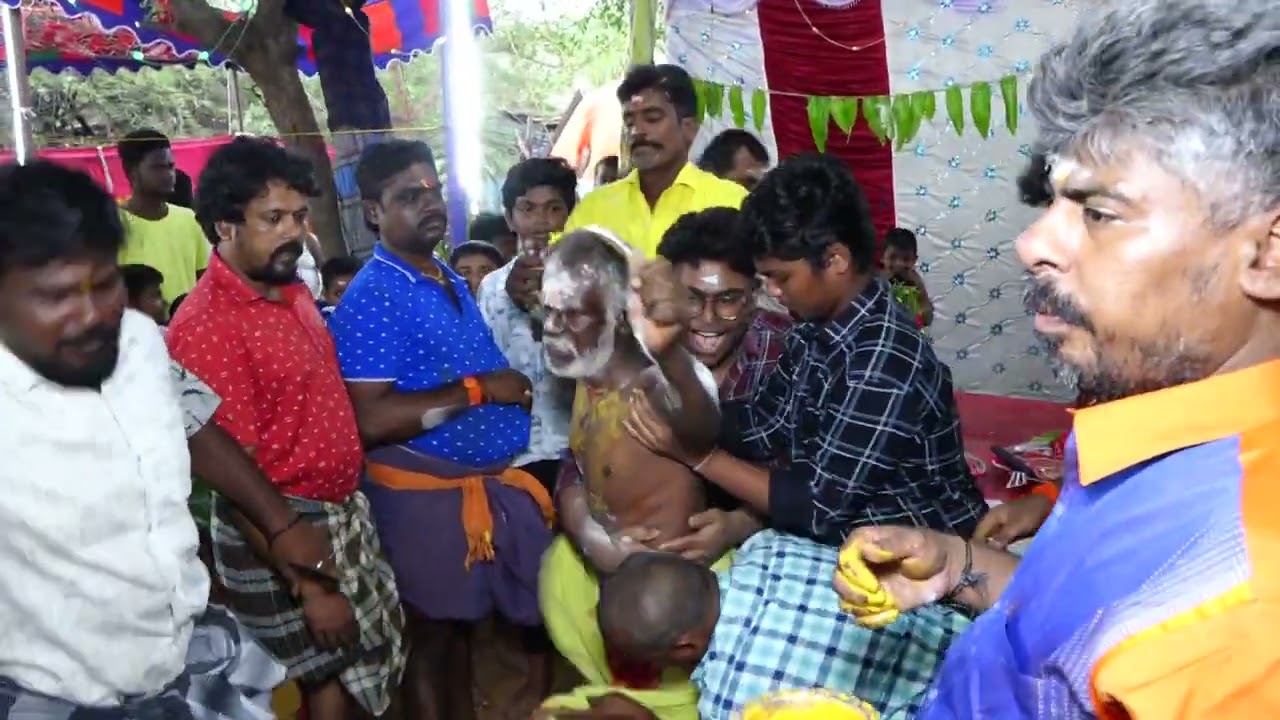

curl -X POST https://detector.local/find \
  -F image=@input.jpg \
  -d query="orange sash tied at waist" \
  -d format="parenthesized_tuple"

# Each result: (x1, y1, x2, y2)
(366, 462, 555, 569)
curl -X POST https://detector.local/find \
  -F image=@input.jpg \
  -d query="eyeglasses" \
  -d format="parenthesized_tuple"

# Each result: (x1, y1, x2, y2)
(690, 288, 751, 322)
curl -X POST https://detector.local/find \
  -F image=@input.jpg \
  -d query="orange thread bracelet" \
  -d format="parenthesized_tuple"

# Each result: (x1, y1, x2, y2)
(462, 376, 484, 406)
(1030, 481, 1060, 504)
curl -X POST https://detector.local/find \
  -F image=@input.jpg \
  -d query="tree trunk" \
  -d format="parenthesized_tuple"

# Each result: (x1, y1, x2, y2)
(159, 0, 348, 259)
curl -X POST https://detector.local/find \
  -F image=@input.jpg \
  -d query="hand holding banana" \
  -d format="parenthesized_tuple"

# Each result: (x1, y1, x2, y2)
(835, 540, 900, 628)
(832, 526, 959, 629)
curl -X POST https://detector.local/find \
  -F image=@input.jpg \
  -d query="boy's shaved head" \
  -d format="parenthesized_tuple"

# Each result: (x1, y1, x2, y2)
(598, 552, 720, 665)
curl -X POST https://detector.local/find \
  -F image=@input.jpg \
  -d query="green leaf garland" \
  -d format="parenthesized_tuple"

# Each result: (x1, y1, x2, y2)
(692, 74, 1022, 150)
(970, 81, 993, 139)
(728, 86, 746, 128)
(751, 89, 768, 132)
(945, 85, 966, 137)
(999, 75, 1019, 136)
(830, 97, 858, 137)
(703, 81, 725, 120)
(862, 95, 890, 145)
(807, 95, 832, 152)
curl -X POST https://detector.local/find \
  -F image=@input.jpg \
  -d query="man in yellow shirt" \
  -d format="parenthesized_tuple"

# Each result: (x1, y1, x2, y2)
(118, 129, 210, 307)
(562, 64, 747, 258)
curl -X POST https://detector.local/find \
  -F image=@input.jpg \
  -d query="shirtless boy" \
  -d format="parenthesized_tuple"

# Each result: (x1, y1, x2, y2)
(538, 228, 721, 714)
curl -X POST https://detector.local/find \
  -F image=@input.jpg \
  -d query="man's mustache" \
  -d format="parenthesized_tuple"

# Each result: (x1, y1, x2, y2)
(271, 240, 304, 262)
(58, 324, 118, 352)
(543, 338, 577, 355)
(1024, 278, 1092, 331)
(631, 141, 661, 152)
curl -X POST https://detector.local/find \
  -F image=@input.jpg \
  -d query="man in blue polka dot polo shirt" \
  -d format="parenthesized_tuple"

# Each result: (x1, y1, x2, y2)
(329, 139, 556, 717)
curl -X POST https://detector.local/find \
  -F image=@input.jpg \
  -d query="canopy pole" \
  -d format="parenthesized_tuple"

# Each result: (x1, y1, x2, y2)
(2, 7, 33, 164)
(619, 0, 657, 173)
(628, 0, 656, 66)
(226, 67, 245, 134)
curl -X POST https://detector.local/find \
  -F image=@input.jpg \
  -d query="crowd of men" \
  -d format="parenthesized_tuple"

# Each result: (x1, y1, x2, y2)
(0, 1, 1278, 718)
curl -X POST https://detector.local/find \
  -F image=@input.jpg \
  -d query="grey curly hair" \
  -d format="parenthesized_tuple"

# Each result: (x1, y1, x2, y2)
(1028, 0, 1279, 230)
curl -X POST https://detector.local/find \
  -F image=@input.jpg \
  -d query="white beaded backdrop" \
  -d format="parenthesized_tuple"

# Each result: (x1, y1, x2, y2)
(666, 0, 778, 165)
(882, 0, 1079, 400)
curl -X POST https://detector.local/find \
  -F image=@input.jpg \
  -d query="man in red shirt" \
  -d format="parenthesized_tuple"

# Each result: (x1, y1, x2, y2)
(167, 137, 405, 720)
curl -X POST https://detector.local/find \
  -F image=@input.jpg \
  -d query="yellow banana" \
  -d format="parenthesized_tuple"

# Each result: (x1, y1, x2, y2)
(835, 541, 899, 626)
(741, 689, 881, 720)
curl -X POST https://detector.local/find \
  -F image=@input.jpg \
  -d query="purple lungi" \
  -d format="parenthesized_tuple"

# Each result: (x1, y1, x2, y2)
(362, 445, 554, 625)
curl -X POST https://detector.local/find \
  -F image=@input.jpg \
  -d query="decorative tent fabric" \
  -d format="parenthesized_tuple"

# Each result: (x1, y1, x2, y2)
(0, 0, 492, 75)
(670, 0, 1080, 401)
(666, 0, 776, 164)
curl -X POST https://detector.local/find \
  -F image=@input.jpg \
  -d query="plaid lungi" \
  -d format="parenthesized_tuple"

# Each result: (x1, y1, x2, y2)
(692, 531, 970, 720)
(0, 605, 283, 719)
(210, 491, 406, 715)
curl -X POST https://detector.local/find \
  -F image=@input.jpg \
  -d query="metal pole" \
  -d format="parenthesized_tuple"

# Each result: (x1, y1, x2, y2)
(226, 67, 245, 134)
(439, 43, 467, 248)
(438, 27, 468, 247)
(2, 7, 33, 164)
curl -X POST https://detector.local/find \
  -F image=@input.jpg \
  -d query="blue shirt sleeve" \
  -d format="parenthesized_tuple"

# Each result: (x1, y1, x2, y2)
(328, 276, 402, 382)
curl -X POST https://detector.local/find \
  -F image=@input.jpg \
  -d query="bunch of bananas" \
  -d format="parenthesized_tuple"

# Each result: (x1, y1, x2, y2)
(836, 542, 900, 629)
(741, 689, 880, 720)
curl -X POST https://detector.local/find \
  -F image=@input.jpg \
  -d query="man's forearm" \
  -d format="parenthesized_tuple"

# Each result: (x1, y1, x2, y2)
(653, 346, 720, 449)
(347, 381, 470, 446)
(699, 450, 771, 515)
(942, 534, 1019, 613)
(556, 483, 626, 573)
(724, 507, 764, 546)
(187, 422, 293, 538)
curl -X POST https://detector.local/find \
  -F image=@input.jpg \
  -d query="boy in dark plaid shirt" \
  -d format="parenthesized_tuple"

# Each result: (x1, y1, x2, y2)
(626, 155, 985, 547)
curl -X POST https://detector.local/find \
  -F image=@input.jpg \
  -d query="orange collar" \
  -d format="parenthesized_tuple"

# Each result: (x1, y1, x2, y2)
(1073, 359, 1280, 486)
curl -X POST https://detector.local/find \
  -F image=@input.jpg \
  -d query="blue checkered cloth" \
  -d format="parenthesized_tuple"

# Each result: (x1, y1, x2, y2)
(692, 530, 970, 720)
(0, 605, 284, 719)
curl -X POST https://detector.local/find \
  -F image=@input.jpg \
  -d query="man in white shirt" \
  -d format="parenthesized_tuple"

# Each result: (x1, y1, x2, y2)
(0, 160, 327, 718)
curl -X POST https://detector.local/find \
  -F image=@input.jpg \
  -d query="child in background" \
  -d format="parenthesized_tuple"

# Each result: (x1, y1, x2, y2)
(450, 240, 504, 296)
(881, 228, 934, 328)
(469, 212, 519, 262)
(318, 256, 361, 316)
(121, 263, 168, 326)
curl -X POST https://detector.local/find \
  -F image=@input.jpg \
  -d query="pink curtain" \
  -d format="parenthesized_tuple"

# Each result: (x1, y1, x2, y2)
(0, 135, 232, 198)
(0, 135, 338, 199)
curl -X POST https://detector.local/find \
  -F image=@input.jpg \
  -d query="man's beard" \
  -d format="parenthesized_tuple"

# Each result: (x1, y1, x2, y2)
(544, 319, 617, 380)
(25, 324, 121, 389)
(1025, 278, 1213, 404)
(246, 240, 303, 286)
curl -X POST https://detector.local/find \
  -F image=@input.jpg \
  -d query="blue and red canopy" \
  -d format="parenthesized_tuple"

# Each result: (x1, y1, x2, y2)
(0, 0, 490, 75)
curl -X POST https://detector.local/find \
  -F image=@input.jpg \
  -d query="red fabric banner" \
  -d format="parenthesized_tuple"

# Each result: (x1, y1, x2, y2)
(757, 0, 896, 240)
(0, 136, 337, 199)
(0, 136, 230, 198)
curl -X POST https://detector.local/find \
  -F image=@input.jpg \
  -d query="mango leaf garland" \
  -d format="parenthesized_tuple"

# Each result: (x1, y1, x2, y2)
(892, 94, 922, 149)
(703, 81, 725, 120)
(970, 81, 993, 139)
(913, 90, 936, 121)
(751, 89, 768, 132)
(999, 74, 1019, 135)
(807, 95, 833, 152)
(697, 74, 1024, 150)
(862, 95, 891, 145)
(831, 97, 859, 137)
(694, 80, 707, 124)
(728, 85, 747, 128)
(944, 85, 965, 136)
